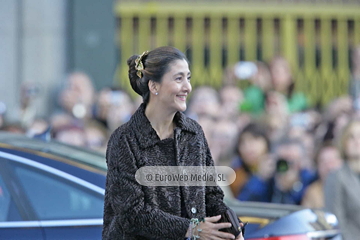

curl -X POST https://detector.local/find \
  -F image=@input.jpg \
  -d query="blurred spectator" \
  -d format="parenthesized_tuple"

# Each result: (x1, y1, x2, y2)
(269, 56, 308, 113)
(239, 61, 273, 115)
(324, 120, 360, 240)
(289, 109, 322, 134)
(26, 118, 50, 137)
(302, 142, 343, 208)
(298, 131, 316, 170)
(349, 45, 360, 111)
(197, 115, 216, 144)
(186, 86, 220, 120)
(218, 85, 243, 120)
(50, 112, 77, 134)
(54, 125, 86, 147)
(262, 91, 290, 142)
(84, 120, 109, 153)
(229, 122, 275, 201)
(0, 101, 7, 129)
(270, 138, 317, 205)
(0, 122, 25, 134)
(58, 72, 96, 120)
(20, 82, 41, 128)
(209, 119, 238, 166)
(321, 96, 352, 142)
(104, 90, 134, 133)
(94, 87, 134, 129)
(288, 124, 317, 170)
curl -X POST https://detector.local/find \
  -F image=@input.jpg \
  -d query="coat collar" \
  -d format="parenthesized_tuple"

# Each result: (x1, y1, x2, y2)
(130, 103, 198, 149)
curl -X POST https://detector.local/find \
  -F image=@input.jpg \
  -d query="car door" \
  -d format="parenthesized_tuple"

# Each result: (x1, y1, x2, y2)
(0, 157, 44, 240)
(0, 151, 104, 240)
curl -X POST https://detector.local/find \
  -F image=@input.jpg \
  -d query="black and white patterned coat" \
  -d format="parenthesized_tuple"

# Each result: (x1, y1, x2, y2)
(102, 103, 227, 240)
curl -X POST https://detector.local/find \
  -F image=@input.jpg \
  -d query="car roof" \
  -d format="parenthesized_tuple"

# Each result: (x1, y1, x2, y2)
(0, 131, 107, 173)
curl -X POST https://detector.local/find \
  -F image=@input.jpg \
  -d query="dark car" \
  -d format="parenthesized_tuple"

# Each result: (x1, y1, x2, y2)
(0, 132, 106, 240)
(0, 132, 342, 240)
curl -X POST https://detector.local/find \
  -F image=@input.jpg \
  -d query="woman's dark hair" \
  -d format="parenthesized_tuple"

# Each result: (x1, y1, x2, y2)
(127, 46, 188, 104)
(235, 122, 271, 172)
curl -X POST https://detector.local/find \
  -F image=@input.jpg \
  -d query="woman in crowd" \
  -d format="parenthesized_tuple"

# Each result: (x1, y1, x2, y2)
(324, 120, 360, 240)
(302, 142, 343, 208)
(229, 122, 275, 202)
(102, 46, 243, 240)
(269, 56, 308, 113)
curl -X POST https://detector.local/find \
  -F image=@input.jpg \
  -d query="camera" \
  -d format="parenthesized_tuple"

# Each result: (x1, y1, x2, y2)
(276, 158, 290, 173)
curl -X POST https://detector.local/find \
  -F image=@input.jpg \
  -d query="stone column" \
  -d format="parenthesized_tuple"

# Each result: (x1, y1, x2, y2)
(0, 0, 67, 123)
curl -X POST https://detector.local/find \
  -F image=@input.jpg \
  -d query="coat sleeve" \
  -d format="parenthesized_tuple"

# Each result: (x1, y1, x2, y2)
(202, 132, 228, 217)
(104, 132, 190, 239)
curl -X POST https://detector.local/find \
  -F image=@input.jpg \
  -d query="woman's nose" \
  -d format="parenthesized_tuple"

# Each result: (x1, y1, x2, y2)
(184, 80, 192, 93)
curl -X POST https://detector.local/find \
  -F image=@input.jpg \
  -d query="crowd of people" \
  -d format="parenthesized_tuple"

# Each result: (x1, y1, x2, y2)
(1, 48, 360, 238)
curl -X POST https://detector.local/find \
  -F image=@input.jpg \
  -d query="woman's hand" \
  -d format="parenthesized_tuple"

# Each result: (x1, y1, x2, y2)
(186, 215, 243, 240)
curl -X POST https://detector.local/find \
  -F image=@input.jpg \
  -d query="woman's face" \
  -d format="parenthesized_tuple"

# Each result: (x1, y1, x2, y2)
(317, 147, 342, 180)
(239, 132, 268, 166)
(155, 59, 192, 112)
(345, 122, 360, 160)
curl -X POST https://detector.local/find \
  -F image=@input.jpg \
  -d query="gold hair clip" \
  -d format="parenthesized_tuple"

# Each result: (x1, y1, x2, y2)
(135, 50, 149, 78)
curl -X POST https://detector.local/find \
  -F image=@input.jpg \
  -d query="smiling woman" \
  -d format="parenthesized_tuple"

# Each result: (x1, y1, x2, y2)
(102, 46, 244, 240)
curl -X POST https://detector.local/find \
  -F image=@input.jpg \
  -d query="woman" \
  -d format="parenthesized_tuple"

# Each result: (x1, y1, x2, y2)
(102, 46, 243, 240)
(324, 120, 360, 240)
(269, 56, 308, 113)
(229, 122, 275, 202)
(302, 142, 343, 208)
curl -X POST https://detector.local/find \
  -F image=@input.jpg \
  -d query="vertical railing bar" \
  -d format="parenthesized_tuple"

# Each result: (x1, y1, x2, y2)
(138, 14, 151, 53)
(192, 15, 205, 87)
(174, 14, 187, 52)
(281, 14, 298, 75)
(119, 14, 135, 94)
(262, 15, 274, 62)
(227, 15, 240, 66)
(209, 15, 223, 88)
(320, 17, 332, 103)
(156, 14, 169, 47)
(244, 16, 257, 61)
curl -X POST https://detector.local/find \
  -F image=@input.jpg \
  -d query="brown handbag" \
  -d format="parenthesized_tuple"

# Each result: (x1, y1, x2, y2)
(218, 208, 247, 238)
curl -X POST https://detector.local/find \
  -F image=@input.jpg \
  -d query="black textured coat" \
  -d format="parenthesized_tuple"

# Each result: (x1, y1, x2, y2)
(102, 103, 228, 239)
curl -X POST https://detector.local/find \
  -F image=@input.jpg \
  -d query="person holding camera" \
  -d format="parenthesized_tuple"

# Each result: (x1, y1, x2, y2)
(102, 46, 244, 240)
(270, 138, 316, 205)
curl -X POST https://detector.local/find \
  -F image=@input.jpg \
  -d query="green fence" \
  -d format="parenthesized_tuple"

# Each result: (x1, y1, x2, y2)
(115, 2, 360, 106)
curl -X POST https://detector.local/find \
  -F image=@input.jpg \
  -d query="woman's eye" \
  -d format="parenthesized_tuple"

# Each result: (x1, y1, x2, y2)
(176, 77, 182, 81)
(187, 77, 191, 82)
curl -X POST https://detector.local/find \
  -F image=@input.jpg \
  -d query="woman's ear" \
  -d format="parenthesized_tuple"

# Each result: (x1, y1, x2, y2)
(148, 80, 159, 95)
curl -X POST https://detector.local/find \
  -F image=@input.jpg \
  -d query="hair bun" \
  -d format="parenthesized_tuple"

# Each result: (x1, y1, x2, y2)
(127, 55, 143, 96)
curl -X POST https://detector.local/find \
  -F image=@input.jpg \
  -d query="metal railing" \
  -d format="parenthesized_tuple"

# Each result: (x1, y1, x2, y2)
(115, 2, 360, 106)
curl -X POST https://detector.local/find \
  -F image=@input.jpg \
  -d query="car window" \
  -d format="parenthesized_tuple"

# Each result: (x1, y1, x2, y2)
(0, 174, 22, 221)
(11, 162, 103, 221)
